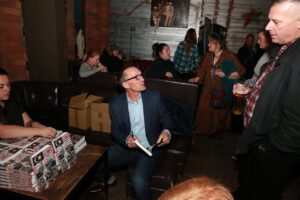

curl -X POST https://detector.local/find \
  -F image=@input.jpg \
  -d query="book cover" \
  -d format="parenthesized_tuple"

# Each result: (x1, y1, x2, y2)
(70, 134, 86, 153)
(30, 144, 59, 192)
(0, 136, 39, 148)
(134, 140, 152, 157)
(51, 132, 77, 173)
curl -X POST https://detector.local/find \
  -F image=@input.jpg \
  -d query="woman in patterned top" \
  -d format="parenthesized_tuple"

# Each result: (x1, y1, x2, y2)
(173, 28, 201, 79)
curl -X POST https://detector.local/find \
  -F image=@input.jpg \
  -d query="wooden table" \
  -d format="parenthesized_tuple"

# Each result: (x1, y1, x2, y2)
(1, 144, 107, 200)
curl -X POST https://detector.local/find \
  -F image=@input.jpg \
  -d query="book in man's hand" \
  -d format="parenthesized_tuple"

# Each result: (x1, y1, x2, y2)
(134, 140, 152, 157)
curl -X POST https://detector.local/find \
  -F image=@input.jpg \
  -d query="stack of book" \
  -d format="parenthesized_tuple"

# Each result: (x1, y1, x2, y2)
(0, 131, 83, 192)
(70, 134, 87, 153)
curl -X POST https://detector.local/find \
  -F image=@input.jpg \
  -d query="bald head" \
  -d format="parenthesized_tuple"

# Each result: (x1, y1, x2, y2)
(265, 0, 300, 44)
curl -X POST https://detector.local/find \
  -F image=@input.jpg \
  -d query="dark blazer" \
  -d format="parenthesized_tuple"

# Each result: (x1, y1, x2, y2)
(109, 90, 173, 147)
(237, 39, 300, 154)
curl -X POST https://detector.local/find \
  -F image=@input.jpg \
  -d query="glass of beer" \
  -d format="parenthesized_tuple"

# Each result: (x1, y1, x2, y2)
(232, 86, 247, 115)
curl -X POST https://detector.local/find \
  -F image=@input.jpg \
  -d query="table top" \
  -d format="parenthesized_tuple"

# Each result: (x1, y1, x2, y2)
(7, 144, 106, 200)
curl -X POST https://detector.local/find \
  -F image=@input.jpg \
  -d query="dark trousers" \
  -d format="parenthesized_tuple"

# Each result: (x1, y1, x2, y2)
(95, 144, 165, 200)
(234, 140, 300, 200)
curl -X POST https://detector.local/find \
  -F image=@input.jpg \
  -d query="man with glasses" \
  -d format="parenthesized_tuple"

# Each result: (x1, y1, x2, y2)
(91, 66, 172, 200)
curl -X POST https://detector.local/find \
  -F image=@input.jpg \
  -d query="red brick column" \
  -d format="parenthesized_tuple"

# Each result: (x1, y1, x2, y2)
(0, 0, 28, 81)
(66, 0, 76, 60)
(85, 0, 110, 53)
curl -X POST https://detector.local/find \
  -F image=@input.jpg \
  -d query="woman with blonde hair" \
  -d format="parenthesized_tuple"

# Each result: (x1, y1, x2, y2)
(189, 33, 245, 135)
(159, 176, 234, 200)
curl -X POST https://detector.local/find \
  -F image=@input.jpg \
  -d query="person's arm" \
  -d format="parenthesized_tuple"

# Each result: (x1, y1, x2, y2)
(22, 112, 45, 128)
(109, 97, 133, 148)
(0, 124, 56, 139)
(229, 51, 246, 79)
(189, 53, 210, 83)
(228, 72, 240, 79)
(244, 52, 271, 87)
(79, 62, 100, 78)
(156, 130, 171, 147)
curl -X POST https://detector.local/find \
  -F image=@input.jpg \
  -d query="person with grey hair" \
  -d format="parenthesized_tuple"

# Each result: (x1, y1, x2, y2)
(90, 66, 172, 200)
(232, 0, 300, 199)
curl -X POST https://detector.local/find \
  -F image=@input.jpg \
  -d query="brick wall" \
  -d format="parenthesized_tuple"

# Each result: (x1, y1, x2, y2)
(85, 0, 109, 53)
(66, 0, 110, 60)
(0, 0, 28, 81)
(0, 0, 110, 80)
(66, 0, 76, 60)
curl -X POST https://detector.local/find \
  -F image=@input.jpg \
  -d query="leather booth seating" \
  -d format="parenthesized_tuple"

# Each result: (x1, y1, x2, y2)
(10, 74, 120, 146)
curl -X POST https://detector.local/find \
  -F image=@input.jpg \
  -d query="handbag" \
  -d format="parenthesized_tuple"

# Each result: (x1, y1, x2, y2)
(210, 68, 227, 109)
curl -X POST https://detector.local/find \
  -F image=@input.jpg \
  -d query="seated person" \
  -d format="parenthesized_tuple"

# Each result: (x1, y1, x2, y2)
(0, 68, 56, 139)
(144, 43, 179, 79)
(90, 66, 172, 200)
(158, 176, 234, 200)
(100, 44, 124, 72)
(79, 50, 107, 78)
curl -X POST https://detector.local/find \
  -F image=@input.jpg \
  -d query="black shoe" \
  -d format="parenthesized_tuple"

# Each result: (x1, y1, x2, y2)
(107, 174, 117, 186)
(88, 183, 104, 193)
(88, 174, 117, 193)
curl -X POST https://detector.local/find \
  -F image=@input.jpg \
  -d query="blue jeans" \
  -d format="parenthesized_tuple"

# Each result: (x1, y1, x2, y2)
(95, 144, 165, 200)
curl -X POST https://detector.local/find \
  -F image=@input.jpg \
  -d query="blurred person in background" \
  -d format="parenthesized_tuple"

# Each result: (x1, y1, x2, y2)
(79, 50, 107, 78)
(174, 28, 201, 79)
(189, 33, 245, 136)
(144, 43, 179, 79)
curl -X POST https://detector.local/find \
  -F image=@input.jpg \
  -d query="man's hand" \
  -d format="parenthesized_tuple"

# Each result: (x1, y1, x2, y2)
(165, 72, 173, 78)
(214, 69, 225, 78)
(233, 83, 251, 95)
(188, 77, 200, 83)
(127, 135, 139, 148)
(156, 131, 170, 147)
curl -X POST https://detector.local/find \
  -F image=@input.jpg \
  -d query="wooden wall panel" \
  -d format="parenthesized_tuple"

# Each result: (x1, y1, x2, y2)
(109, 0, 272, 60)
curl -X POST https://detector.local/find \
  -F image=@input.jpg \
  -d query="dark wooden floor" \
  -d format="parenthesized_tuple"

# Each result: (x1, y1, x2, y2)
(80, 131, 300, 200)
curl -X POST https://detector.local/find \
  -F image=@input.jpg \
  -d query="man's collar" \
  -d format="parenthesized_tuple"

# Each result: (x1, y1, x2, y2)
(126, 92, 141, 103)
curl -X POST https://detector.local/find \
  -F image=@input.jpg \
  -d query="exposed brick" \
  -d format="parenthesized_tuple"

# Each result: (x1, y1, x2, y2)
(1, 14, 21, 22)
(0, 1, 17, 8)
(0, 7, 21, 16)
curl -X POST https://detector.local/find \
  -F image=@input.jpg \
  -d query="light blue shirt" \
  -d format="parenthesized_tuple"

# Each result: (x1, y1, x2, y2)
(127, 93, 150, 148)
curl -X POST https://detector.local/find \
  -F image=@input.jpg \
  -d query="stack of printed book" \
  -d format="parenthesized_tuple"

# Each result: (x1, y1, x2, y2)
(0, 131, 86, 192)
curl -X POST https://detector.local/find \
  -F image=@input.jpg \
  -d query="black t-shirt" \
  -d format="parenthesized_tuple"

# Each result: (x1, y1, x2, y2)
(144, 57, 179, 79)
(1, 100, 25, 126)
(100, 50, 124, 72)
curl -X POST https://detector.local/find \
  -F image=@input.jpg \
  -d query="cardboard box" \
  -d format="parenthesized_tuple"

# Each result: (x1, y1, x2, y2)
(68, 93, 103, 130)
(90, 101, 111, 133)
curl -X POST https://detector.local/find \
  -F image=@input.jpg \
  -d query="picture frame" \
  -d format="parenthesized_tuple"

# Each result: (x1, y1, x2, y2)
(150, 0, 190, 28)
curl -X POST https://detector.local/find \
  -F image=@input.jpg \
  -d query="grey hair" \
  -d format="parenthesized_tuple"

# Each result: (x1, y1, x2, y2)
(118, 66, 137, 85)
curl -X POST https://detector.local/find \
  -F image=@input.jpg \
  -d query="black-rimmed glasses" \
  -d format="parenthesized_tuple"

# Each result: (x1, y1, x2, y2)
(123, 73, 143, 82)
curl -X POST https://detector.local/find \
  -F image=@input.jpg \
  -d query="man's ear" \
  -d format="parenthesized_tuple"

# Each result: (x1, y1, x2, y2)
(122, 82, 129, 89)
(297, 19, 300, 29)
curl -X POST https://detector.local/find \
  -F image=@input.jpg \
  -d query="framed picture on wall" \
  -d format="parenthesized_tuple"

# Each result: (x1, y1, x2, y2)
(150, 0, 190, 28)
